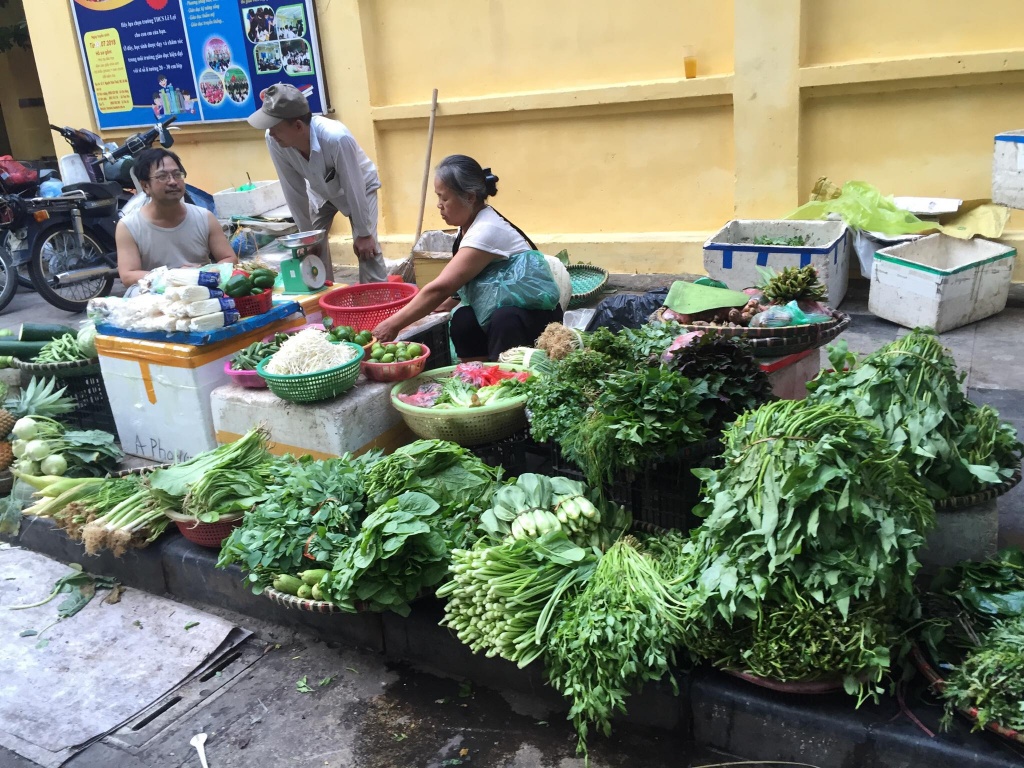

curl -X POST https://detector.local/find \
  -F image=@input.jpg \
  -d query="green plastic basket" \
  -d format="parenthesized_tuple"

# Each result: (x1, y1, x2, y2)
(566, 264, 609, 309)
(256, 341, 364, 403)
(390, 364, 533, 446)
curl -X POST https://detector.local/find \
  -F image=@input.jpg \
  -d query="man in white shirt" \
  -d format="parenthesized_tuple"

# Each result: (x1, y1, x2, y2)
(247, 84, 387, 283)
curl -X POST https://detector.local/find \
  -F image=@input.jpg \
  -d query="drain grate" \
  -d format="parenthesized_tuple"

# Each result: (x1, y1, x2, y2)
(106, 639, 266, 750)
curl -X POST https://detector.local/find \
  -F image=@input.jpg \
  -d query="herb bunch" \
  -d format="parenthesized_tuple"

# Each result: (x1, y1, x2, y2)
(682, 400, 934, 702)
(561, 366, 708, 486)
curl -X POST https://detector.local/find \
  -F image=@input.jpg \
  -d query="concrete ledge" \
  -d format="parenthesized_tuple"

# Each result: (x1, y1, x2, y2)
(690, 668, 1021, 768)
(11, 516, 170, 597)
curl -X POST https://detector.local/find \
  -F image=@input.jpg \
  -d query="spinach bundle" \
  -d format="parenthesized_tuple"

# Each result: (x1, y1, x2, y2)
(561, 365, 708, 486)
(363, 439, 500, 549)
(324, 491, 450, 616)
(682, 400, 934, 701)
(544, 537, 688, 754)
(808, 331, 1022, 499)
(216, 454, 371, 591)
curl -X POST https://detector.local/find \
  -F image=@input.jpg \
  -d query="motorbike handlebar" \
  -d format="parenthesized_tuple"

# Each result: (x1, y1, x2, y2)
(104, 116, 179, 162)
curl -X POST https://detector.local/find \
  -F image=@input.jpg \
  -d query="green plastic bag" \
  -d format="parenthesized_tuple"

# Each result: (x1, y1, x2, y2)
(458, 250, 560, 328)
(785, 181, 933, 236)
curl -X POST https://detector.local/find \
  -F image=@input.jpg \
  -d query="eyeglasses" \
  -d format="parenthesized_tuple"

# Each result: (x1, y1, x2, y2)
(150, 170, 186, 183)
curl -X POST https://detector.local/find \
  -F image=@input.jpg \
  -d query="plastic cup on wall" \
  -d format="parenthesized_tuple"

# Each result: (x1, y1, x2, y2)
(682, 46, 697, 79)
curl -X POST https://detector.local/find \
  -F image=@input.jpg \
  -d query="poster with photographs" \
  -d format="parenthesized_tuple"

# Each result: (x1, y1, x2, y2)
(70, 0, 327, 129)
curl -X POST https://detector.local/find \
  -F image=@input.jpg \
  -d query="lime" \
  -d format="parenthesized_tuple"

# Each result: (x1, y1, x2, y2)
(371, 348, 385, 361)
(396, 354, 410, 362)
(406, 343, 423, 358)
(381, 353, 395, 364)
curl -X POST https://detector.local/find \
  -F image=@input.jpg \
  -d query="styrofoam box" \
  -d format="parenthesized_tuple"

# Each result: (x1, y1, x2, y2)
(869, 234, 1017, 333)
(703, 220, 850, 306)
(213, 180, 285, 219)
(211, 378, 412, 459)
(95, 315, 308, 462)
(992, 131, 1024, 209)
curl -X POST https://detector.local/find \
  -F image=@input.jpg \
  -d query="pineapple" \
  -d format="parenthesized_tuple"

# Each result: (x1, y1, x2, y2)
(1, 377, 76, 432)
(0, 441, 11, 471)
(0, 407, 13, 441)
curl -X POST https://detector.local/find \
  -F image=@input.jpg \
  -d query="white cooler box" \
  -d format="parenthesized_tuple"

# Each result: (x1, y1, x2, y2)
(95, 315, 308, 462)
(703, 220, 851, 306)
(869, 234, 1017, 333)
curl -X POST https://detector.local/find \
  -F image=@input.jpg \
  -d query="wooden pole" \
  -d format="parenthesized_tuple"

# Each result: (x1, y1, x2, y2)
(413, 89, 439, 252)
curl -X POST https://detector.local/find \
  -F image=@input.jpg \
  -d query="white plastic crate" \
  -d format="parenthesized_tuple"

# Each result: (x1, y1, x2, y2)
(992, 131, 1024, 209)
(703, 220, 850, 306)
(869, 234, 1016, 333)
(213, 180, 285, 219)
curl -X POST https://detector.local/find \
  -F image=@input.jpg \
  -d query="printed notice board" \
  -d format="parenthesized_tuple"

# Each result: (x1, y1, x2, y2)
(70, 0, 328, 130)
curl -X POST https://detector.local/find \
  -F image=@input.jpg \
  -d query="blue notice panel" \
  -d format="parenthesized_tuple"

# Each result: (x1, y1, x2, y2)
(70, 0, 327, 130)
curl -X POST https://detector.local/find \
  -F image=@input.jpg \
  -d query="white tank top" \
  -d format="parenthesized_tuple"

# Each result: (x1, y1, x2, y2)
(123, 203, 211, 271)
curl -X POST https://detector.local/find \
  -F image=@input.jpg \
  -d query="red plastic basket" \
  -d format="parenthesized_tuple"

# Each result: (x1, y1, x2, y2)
(318, 282, 419, 331)
(233, 288, 273, 318)
(173, 516, 243, 548)
(361, 343, 431, 382)
(223, 359, 267, 388)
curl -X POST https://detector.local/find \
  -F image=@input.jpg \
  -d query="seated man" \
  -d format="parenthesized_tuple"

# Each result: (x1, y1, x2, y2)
(116, 148, 236, 290)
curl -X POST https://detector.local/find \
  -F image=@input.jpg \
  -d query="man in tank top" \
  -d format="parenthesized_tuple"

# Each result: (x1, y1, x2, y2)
(116, 148, 236, 290)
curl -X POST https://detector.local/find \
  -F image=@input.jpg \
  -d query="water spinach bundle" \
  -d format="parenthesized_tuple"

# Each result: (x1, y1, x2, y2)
(682, 400, 934, 703)
(808, 330, 1022, 499)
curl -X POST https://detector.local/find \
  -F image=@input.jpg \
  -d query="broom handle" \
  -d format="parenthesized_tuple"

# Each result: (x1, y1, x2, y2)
(413, 89, 439, 250)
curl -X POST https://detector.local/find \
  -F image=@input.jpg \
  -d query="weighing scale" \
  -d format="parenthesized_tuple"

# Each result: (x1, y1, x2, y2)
(277, 229, 328, 293)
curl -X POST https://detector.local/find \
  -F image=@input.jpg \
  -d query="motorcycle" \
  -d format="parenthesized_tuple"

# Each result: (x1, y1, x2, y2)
(0, 117, 189, 313)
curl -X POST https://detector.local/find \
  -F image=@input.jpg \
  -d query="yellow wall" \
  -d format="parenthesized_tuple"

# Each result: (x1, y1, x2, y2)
(0, 1, 50, 159)
(20, 0, 1024, 281)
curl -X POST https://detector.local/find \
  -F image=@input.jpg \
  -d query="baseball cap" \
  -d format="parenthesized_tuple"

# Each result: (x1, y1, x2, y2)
(247, 83, 310, 129)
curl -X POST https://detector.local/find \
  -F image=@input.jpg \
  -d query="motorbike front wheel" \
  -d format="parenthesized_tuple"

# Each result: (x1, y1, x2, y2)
(29, 224, 114, 313)
(0, 247, 18, 314)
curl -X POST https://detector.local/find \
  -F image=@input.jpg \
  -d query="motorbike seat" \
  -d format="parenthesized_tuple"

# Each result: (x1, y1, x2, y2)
(62, 181, 121, 201)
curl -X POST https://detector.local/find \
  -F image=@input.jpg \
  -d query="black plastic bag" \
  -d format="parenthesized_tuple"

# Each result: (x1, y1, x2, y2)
(584, 288, 669, 333)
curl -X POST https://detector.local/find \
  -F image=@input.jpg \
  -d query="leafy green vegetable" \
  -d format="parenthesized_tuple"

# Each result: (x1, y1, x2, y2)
(561, 366, 708, 486)
(940, 615, 1024, 733)
(526, 348, 616, 444)
(662, 332, 773, 432)
(324, 491, 450, 616)
(809, 330, 1022, 499)
(363, 440, 500, 549)
(149, 427, 270, 509)
(681, 400, 934, 703)
(438, 530, 597, 667)
(545, 536, 688, 754)
(217, 454, 372, 592)
(753, 235, 807, 247)
(182, 467, 270, 523)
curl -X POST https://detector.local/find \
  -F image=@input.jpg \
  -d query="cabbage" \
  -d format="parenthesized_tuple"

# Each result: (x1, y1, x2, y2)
(77, 322, 98, 358)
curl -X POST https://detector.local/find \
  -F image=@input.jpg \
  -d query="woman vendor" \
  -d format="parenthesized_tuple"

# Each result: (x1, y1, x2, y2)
(372, 155, 569, 360)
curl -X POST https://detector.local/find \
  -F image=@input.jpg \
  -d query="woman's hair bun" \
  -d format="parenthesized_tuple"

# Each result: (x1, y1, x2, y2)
(482, 167, 499, 197)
